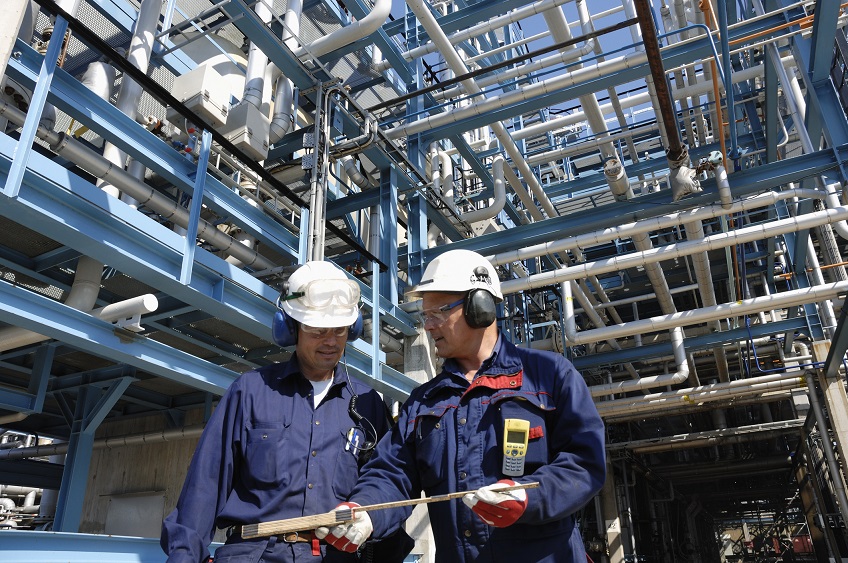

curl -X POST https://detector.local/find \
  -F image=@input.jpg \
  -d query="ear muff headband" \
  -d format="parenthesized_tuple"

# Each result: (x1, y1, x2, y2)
(463, 289, 496, 328)
(272, 309, 364, 347)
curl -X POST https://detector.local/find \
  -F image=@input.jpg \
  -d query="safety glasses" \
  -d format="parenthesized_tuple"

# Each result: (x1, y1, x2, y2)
(278, 279, 360, 309)
(300, 325, 349, 339)
(419, 298, 464, 327)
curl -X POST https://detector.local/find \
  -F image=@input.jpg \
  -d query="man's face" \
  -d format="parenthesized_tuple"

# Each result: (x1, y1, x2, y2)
(296, 325, 348, 381)
(421, 292, 468, 358)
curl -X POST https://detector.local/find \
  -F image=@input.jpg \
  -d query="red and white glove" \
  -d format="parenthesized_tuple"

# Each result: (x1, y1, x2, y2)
(314, 502, 373, 553)
(462, 479, 528, 527)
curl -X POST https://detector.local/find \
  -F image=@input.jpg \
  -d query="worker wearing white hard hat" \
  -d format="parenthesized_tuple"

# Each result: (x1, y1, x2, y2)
(162, 261, 413, 563)
(319, 249, 605, 563)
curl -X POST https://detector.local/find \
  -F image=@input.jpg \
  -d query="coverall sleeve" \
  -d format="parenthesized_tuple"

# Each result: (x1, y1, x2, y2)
(521, 355, 606, 524)
(160, 380, 243, 563)
(347, 395, 421, 538)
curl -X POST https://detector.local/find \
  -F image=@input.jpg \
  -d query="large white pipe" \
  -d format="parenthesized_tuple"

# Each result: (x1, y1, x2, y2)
(0, 256, 103, 350)
(292, 0, 391, 60)
(461, 155, 506, 224)
(98, 0, 162, 201)
(570, 280, 848, 344)
(494, 191, 835, 276)
(596, 372, 807, 417)
(242, 0, 272, 109)
(567, 280, 639, 379)
(269, 0, 302, 142)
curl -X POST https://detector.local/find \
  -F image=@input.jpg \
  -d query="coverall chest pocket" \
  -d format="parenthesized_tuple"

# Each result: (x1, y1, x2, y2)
(412, 411, 448, 489)
(245, 421, 289, 487)
(496, 395, 553, 473)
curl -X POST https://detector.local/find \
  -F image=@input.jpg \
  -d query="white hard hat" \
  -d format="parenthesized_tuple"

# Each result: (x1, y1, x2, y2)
(407, 249, 502, 301)
(280, 261, 361, 327)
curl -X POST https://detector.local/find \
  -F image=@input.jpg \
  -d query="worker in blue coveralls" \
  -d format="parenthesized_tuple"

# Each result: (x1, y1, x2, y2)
(161, 260, 412, 563)
(314, 249, 606, 562)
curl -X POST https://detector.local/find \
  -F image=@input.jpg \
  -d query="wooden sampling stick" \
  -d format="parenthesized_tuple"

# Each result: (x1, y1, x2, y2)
(240, 482, 540, 539)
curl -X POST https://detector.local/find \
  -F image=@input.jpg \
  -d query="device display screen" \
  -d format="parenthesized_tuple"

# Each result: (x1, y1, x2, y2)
(506, 430, 525, 443)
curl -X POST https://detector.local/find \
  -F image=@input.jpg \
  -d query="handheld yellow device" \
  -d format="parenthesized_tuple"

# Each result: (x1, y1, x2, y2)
(502, 418, 530, 476)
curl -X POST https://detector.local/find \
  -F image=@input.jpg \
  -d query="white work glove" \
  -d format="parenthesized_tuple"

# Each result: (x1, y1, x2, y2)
(462, 479, 528, 527)
(314, 502, 373, 553)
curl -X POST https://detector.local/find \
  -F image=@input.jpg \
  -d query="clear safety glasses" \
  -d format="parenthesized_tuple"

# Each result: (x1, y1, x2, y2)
(278, 279, 360, 309)
(300, 325, 349, 339)
(419, 298, 464, 327)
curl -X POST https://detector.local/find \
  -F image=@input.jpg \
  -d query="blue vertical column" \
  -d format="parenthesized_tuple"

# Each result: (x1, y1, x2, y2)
(404, 5, 428, 287)
(379, 167, 398, 303)
(794, 0, 848, 147)
(53, 377, 132, 532)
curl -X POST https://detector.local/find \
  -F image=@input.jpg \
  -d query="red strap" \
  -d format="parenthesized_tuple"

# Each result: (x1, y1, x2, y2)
(312, 536, 321, 556)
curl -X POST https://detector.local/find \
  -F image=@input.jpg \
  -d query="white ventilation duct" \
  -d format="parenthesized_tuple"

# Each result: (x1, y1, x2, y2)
(292, 0, 391, 60)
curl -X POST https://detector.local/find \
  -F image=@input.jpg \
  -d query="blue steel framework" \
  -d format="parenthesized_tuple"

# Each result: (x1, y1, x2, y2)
(1, 0, 848, 560)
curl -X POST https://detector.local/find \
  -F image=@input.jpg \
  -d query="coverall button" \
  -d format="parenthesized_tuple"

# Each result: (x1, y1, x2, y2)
(262, 434, 268, 439)
(311, 450, 317, 457)
(464, 530, 472, 538)
(434, 422, 440, 429)
(459, 471, 467, 479)
(315, 420, 320, 425)
(308, 483, 313, 489)
(459, 418, 466, 425)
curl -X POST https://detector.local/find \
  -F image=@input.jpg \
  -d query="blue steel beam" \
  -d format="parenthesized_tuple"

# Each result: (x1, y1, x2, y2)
(4, 17, 66, 199)
(6, 46, 301, 263)
(824, 295, 848, 380)
(0, 344, 55, 413)
(379, 168, 399, 304)
(401, 143, 848, 262)
(0, 137, 419, 395)
(0, 133, 278, 339)
(0, 278, 239, 394)
(789, 0, 848, 149)
(54, 379, 130, 532)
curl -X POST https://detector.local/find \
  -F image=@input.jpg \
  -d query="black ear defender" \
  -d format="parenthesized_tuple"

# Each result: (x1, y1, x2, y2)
(463, 288, 497, 328)
(462, 266, 497, 328)
(271, 309, 364, 347)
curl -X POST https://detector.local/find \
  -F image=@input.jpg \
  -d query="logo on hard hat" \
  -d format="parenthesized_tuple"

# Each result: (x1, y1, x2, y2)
(471, 266, 493, 287)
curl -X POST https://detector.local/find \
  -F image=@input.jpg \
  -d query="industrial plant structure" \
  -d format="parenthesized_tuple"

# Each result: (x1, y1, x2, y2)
(2, 0, 848, 561)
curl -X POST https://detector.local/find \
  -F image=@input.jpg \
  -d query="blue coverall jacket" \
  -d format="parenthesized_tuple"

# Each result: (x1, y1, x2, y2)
(350, 335, 606, 562)
(160, 356, 391, 563)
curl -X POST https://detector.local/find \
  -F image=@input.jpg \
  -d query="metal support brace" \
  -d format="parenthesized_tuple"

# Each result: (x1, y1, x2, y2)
(181, 129, 213, 284)
(4, 16, 66, 198)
